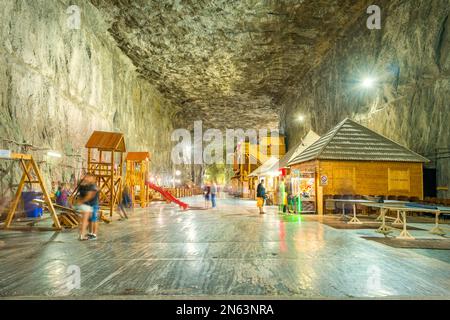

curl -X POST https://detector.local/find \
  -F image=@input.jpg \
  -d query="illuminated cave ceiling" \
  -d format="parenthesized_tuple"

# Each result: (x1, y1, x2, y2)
(90, 0, 372, 130)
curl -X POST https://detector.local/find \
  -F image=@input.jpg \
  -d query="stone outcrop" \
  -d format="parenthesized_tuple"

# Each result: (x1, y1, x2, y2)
(0, 0, 179, 193)
(279, 0, 450, 197)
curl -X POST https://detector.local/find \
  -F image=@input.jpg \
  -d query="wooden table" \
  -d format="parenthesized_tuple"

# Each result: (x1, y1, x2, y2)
(360, 203, 450, 239)
(325, 199, 408, 225)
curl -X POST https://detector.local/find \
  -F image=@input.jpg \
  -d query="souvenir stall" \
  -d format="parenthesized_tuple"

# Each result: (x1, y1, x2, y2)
(288, 118, 428, 215)
(290, 168, 316, 213)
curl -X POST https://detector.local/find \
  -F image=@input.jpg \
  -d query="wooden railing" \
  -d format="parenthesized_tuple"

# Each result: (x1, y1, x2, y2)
(150, 186, 203, 200)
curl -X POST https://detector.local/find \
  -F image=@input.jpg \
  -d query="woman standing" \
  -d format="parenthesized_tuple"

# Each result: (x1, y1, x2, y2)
(74, 174, 98, 241)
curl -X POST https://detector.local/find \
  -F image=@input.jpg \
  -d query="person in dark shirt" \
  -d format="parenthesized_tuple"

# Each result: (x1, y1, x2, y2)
(256, 179, 266, 214)
(204, 184, 211, 208)
(74, 173, 98, 240)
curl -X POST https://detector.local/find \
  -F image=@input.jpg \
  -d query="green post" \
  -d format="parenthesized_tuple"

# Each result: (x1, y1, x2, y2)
(278, 180, 285, 213)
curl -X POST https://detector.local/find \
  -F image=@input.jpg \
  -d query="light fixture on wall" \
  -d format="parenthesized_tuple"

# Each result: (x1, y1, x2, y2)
(175, 170, 181, 176)
(47, 151, 62, 158)
(297, 114, 305, 122)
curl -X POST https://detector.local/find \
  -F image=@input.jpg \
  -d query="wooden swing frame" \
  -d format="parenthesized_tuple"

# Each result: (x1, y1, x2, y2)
(2, 153, 62, 231)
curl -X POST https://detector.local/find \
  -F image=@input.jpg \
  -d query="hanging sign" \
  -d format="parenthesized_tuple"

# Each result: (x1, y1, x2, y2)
(320, 174, 328, 186)
(0, 149, 12, 159)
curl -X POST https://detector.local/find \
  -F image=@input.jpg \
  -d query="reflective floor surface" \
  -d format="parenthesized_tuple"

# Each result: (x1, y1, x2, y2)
(0, 196, 449, 299)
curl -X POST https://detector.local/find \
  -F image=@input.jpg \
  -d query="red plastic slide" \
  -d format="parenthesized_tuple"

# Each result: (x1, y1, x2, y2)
(146, 182, 189, 210)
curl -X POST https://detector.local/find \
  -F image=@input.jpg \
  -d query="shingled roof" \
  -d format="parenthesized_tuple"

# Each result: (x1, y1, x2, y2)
(288, 118, 429, 165)
(278, 130, 320, 169)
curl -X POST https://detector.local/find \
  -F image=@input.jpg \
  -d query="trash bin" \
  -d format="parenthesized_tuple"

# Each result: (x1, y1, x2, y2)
(22, 191, 43, 218)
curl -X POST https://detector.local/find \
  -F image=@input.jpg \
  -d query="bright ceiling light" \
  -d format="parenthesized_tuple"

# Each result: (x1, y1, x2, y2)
(297, 115, 305, 122)
(175, 170, 181, 176)
(361, 76, 376, 88)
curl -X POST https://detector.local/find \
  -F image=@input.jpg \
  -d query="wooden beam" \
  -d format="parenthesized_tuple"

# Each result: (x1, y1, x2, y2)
(30, 157, 61, 230)
(4, 161, 32, 228)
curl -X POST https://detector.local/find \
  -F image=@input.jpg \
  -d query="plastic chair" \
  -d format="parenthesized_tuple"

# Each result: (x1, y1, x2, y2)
(333, 194, 343, 214)
(324, 194, 334, 214)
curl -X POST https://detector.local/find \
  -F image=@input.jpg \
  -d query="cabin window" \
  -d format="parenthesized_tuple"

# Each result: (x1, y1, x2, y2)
(388, 168, 410, 192)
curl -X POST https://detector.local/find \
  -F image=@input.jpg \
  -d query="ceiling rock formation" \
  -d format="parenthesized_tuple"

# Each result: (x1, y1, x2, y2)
(90, 0, 372, 130)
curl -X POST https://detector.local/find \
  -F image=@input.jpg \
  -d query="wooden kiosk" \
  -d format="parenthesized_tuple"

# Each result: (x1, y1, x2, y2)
(288, 118, 429, 215)
(85, 131, 126, 218)
(1, 152, 61, 230)
(125, 152, 151, 207)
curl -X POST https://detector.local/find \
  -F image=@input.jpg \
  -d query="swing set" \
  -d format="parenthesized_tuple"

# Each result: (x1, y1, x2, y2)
(1, 151, 61, 231)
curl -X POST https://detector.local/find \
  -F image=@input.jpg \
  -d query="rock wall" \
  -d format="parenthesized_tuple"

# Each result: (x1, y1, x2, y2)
(0, 0, 179, 195)
(280, 0, 450, 198)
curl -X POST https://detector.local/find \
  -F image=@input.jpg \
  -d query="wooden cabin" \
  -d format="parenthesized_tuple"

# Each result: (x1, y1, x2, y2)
(85, 131, 126, 218)
(126, 152, 151, 207)
(288, 118, 429, 214)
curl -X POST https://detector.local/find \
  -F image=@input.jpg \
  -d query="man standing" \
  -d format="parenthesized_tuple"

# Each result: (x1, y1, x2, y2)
(211, 181, 218, 208)
(256, 179, 266, 214)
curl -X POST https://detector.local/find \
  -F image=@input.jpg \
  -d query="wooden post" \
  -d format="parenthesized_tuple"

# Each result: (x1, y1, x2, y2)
(316, 164, 323, 215)
(110, 151, 115, 217)
(119, 152, 123, 207)
(87, 148, 92, 173)
(4, 162, 32, 228)
(30, 158, 61, 229)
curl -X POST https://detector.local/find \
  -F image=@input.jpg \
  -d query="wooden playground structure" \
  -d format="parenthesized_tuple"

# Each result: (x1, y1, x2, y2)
(85, 131, 126, 219)
(0, 130, 195, 232)
(125, 152, 151, 207)
(1, 152, 61, 231)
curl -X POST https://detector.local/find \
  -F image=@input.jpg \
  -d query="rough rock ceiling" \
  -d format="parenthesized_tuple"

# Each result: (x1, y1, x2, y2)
(90, 0, 370, 130)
